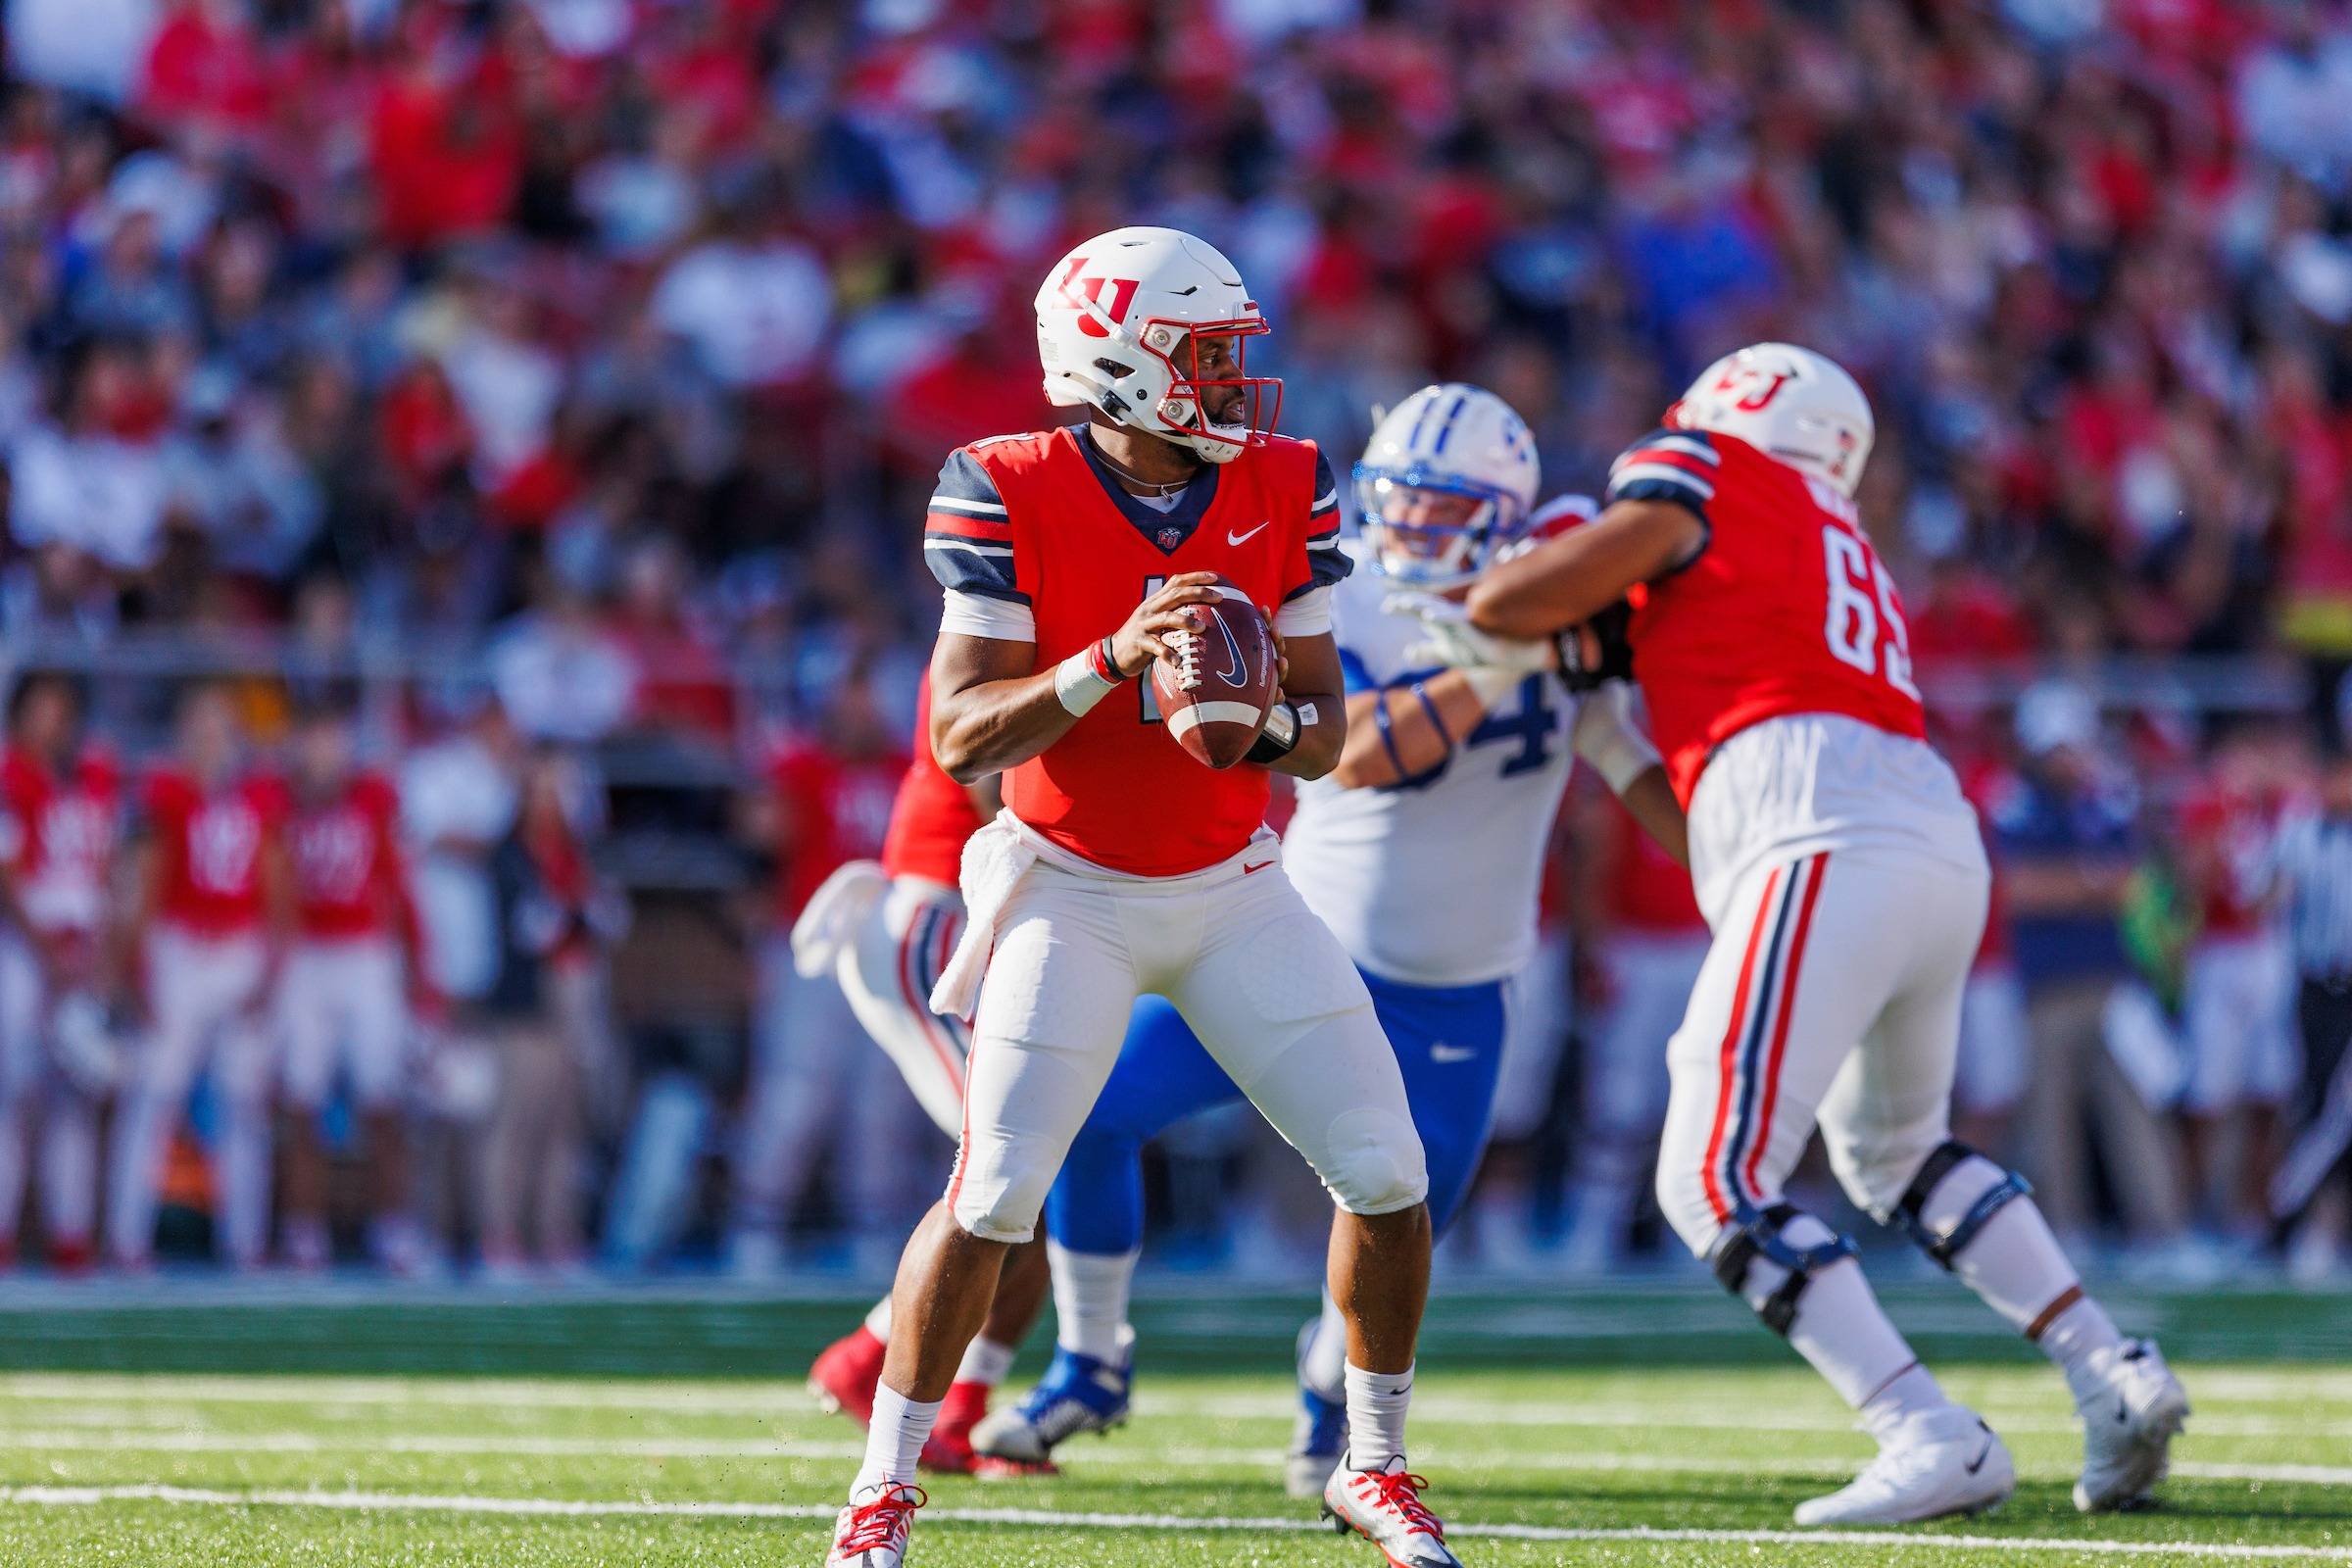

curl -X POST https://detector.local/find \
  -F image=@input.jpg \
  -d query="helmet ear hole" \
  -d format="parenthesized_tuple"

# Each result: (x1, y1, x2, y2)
(1093, 358, 1136, 381)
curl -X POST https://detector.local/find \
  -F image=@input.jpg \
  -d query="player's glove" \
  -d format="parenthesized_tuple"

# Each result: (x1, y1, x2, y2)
(1556, 600, 1636, 693)
(1387, 592, 1558, 675)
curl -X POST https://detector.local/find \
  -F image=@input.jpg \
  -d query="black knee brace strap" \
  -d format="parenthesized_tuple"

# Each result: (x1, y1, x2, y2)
(1896, 1140, 2032, 1270)
(1708, 1201, 1859, 1337)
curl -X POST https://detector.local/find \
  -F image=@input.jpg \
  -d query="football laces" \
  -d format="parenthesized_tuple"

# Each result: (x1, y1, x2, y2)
(1164, 626, 1204, 692)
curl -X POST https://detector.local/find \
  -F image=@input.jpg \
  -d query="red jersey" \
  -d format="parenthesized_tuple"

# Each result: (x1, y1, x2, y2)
(1608, 428, 1926, 805)
(1603, 795, 1704, 933)
(289, 774, 407, 940)
(883, 672, 984, 887)
(143, 768, 289, 937)
(923, 426, 1345, 876)
(2179, 780, 2277, 939)
(0, 745, 121, 935)
(773, 743, 908, 919)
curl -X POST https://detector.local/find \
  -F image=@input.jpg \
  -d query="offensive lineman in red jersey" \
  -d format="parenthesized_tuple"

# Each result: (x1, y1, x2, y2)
(824, 227, 1449, 1568)
(108, 685, 292, 1270)
(0, 673, 122, 1270)
(1451, 343, 2187, 1522)
(795, 670, 1054, 1475)
(277, 704, 433, 1273)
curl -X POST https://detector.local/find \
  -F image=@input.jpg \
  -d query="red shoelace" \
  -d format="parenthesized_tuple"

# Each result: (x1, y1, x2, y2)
(837, 1484, 925, 1551)
(1359, 1469, 1444, 1538)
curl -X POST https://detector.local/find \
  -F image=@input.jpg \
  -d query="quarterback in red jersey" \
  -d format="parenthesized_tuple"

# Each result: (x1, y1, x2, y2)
(1463, 344, 2186, 1523)
(107, 684, 291, 1270)
(276, 704, 431, 1273)
(824, 227, 1446, 1568)
(0, 673, 121, 1270)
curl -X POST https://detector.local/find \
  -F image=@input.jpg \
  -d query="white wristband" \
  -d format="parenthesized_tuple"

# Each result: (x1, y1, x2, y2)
(1573, 681, 1663, 794)
(1461, 666, 1531, 711)
(1054, 648, 1120, 715)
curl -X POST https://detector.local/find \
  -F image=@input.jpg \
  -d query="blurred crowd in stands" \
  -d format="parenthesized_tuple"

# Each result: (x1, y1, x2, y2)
(0, 0, 2346, 1282)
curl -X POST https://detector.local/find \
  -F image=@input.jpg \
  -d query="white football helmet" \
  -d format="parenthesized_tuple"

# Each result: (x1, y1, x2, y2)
(1671, 343, 1874, 498)
(1034, 226, 1278, 465)
(1353, 384, 1541, 586)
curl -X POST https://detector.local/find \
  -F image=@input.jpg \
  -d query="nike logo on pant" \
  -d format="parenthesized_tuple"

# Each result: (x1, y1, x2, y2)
(1243, 860, 1274, 874)
(1429, 1044, 1477, 1063)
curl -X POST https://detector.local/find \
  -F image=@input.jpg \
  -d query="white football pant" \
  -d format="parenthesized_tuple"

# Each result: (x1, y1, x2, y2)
(0, 932, 100, 1252)
(1655, 715, 1990, 1253)
(2180, 929, 2297, 1116)
(949, 829, 1426, 1244)
(276, 936, 409, 1111)
(108, 927, 274, 1267)
(834, 877, 970, 1140)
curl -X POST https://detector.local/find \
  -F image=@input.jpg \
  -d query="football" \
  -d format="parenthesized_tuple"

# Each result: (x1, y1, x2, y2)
(1151, 581, 1280, 769)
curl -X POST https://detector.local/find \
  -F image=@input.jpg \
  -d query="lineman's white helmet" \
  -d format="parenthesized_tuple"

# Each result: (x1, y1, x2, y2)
(1035, 226, 1279, 465)
(1353, 383, 1541, 587)
(1672, 343, 1874, 499)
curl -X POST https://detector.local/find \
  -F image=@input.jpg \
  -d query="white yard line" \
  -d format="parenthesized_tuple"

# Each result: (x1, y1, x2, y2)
(0, 1484, 2341, 1558)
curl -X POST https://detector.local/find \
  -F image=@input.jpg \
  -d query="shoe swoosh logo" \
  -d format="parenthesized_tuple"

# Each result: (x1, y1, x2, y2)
(2115, 1401, 2130, 1425)
(1429, 1043, 1476, 1063)
(1228, 521, 1271, 546)
(1243, 859, 1275, 874)
(1965, 1439, 1992, 1475)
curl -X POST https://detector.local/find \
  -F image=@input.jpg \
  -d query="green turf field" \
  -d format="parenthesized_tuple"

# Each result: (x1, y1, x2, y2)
(0, 1282, 2336, 1564)
(0, 1350, 2340, 1563)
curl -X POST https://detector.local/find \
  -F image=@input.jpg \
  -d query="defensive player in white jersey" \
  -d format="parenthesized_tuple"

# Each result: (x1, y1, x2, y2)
(1439, 344, 2187, 1524)
(969, 386, 1685, 1498)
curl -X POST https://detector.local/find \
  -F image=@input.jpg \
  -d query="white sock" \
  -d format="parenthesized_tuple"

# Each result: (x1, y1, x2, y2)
(852, 1386, 941, 1498)
(2039, 1293, 2127, 1406)
(956, 1335, 1017, 1388)
(864, 1296, 893, 1344)
(1925, 1160, 2085, 1331)
(1048, 1240, 1138, 1363)
(1744, 1214, 1930, 1411)
(1298, 1289, 1348, 1401)
(1858, 1361, 1947, 1444)
(1343, 1362, 1412, 1471)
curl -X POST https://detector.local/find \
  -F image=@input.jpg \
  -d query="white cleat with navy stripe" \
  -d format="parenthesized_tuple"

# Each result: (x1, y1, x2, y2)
(1793, 1406, 2014, 1527)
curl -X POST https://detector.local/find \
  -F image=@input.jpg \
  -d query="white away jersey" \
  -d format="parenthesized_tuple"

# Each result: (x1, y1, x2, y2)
(1284, 539, 1580, 988)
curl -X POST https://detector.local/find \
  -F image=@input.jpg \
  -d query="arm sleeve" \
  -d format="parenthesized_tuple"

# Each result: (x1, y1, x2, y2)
(1274, 585, 1332, 638)
(940, 589, 1038, 641)
(1604, 428, 1718, 519)
(1293, 448, 1349, 599)
(922, 449, 1026, 604)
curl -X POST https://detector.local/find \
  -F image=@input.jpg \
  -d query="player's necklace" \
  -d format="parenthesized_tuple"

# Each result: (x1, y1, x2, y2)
(1094, 442, 1195, 499)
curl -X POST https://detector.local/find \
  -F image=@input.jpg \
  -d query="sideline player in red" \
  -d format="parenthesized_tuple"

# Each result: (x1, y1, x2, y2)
(793, 669, 1054, 1475)
(1456, 344, 2187, 1522)
(108, 684, 292, 1270)
(277, 703, 432, 1273)
(728, 675, 926, 1281)
(823, 226, 1448, 1568)
(0, 672, 121, 1270)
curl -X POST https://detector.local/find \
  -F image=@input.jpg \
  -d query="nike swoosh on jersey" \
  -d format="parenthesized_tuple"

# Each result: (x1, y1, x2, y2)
(1429, 1043, 1477, 1063)
(1227, 521, 1271, 546)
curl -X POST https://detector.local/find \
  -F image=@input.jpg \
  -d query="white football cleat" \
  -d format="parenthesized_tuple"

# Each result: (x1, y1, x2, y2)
(825, 1483, 922, 1567)
(1322, 1455, 1463, 1567)
(1793, 1405, 2014, 1527)
(2074, 1338, 2189, 1512)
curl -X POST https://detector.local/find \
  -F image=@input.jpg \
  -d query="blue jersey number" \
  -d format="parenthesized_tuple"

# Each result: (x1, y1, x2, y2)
(1385, 674, 1557, 791)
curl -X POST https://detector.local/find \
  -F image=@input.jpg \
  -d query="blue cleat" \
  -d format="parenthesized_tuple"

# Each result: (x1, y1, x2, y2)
(970, 1330, 1133, 1466)
(1286, 1382, 1350, 1498)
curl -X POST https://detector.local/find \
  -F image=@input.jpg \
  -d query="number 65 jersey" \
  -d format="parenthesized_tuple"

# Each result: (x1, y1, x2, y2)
(1283, 537, 1581, 989)
(1608, 425, 1982, 923)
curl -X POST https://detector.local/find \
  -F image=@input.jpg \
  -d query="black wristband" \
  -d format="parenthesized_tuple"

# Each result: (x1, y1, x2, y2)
(1245, 700, 1300, 764)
